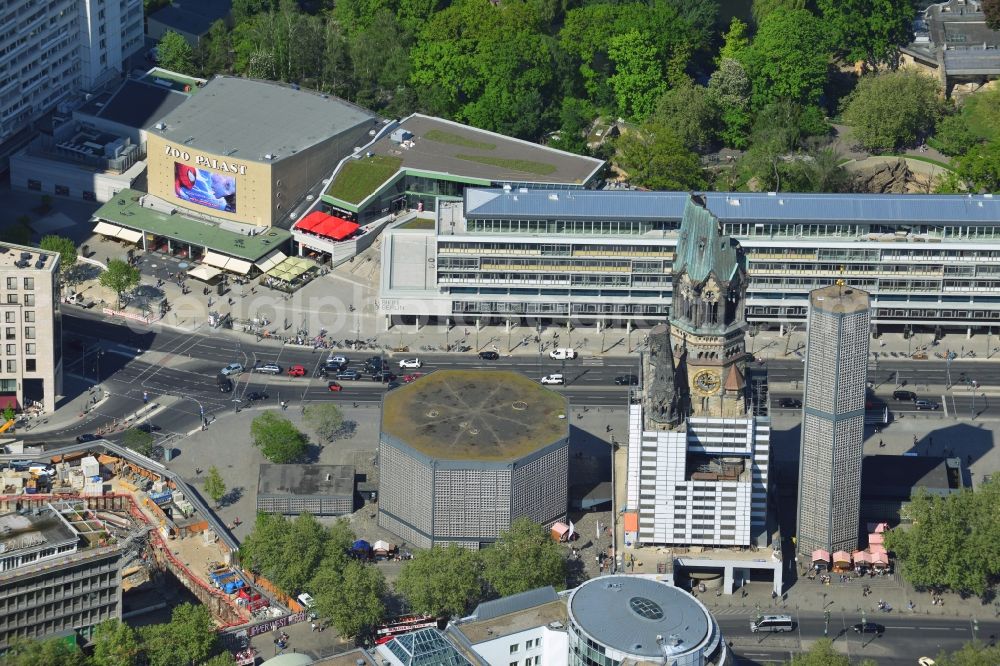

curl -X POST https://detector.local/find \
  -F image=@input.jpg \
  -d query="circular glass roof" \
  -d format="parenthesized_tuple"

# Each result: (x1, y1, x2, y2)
(629, 596, 664, 620)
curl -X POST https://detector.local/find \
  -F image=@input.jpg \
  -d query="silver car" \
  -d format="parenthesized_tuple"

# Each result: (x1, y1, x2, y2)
(220, 362, 244, 376)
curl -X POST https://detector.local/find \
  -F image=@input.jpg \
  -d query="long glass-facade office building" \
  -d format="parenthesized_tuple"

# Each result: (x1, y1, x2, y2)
(378, 189, 1000, 334)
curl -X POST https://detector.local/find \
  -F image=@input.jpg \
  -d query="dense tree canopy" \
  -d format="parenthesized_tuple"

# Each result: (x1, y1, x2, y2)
(39, 235, 77, 281)
(616, 124, 706, 191)
(884, 477, 1000, 597)
(743, 10, 831, 109)
(817, 0, 915, 68)
(841, 70, 943, 153)
(396, 544, 483, 617)
(156, 31, 195, 75)
(956, 139, 1000, 193)
(481, 517, 566, 596)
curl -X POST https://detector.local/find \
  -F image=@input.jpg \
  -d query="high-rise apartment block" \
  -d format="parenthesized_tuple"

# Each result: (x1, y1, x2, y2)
(0, 0, 144, 147)
(797, 284, 871, 557)
(0, 243, 61, 413)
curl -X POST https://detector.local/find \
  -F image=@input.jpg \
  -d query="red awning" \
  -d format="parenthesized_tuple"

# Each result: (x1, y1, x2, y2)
(327, 219, 360, 240)
(296, 211, 331, 232)
(0, 395, 18, 410)
(312, 216, 359, 241)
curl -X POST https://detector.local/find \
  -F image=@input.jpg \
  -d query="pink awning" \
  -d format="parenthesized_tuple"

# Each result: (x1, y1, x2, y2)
(852, 550, 870, 563)
(871, 551, 889, 566)
(550, 522, 570, 537)
(832, 550, 852, 564)
(869, 533, 884, 545)
(811, 549, 831, 562)
(869, 544, 887, 555)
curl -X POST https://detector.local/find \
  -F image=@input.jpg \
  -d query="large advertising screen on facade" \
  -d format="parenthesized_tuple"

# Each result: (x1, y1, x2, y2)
(174, 162, 237, 213)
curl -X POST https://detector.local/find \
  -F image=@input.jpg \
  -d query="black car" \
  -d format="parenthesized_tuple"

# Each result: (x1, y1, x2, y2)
(614, 374, 639, 386)
(324, 359, 346, 372)
(364, 356, 384, 373)
(244, 391, 269, 402)
(777, 398, 802, 408)
(76, 433, 100, 443)
(336, 369, 362, 381)
(852, 622, 884, 635)
(478, 351, 500, 360)
(219, 378, 234, 393)
(386, 381, 402, 391)
(371, 370, 396, 383)
(892, 390, 917, 401)
(136, 423, 161, 433)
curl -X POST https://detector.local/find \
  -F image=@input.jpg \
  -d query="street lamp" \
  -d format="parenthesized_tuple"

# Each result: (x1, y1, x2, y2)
(824, 609, 831, 636)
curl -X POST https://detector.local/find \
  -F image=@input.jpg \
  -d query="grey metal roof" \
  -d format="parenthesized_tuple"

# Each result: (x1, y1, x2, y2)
(150, 76, 375, 163)
(257, 464, 355, 497)
(568, 576, 711, 660)
(463, 189, 1000, 224)
(95, 79, 191, 130)
(470, 586, 559, 622)
(943, 49, 1000, 74)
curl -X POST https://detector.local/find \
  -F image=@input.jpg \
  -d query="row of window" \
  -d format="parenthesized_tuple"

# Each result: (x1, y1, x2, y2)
(5, 293, 36, 306)
(509, 638, 542, 652)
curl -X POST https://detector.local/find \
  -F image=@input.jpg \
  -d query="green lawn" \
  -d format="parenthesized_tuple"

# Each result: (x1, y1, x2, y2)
(326, 155, 403, 203)
(397, 217, 435, 230)
(962, 89, 1000, 142)
(424, 129, 497, 151)
(455, 154, 557, 175)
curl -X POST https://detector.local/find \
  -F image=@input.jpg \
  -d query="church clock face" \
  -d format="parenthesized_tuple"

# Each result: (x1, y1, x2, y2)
(692, 369, 721, 396)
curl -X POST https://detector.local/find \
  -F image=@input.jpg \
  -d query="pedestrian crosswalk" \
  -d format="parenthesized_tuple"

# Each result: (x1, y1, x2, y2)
(582, 358, 604, 367)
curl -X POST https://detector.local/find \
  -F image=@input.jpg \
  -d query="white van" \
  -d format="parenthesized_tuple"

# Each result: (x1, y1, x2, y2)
(549, 348, 578, 360)
(750, 615, 794, 633)
(297, 592, 315, 608)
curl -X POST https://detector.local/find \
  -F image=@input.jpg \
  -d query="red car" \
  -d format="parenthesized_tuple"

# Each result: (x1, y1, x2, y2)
(327, 381, 343, 392)
(402, 373, 423, 383)
(288, 364, 306, 377)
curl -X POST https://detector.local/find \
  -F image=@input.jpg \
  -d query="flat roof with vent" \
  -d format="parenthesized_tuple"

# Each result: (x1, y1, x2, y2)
(567, 576, 714, 660)
(381, 370, 569, 463)
(149, 76, 375, 163)
(0, 243, 57, 271)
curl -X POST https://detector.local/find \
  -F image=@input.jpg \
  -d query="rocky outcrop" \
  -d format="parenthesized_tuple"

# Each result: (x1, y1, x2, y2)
(850, 158, 931, 194)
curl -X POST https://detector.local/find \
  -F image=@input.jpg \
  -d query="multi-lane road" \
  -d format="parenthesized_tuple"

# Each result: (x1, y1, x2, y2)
(46, 310, 1000, 445)
(719, 609, 999, 665)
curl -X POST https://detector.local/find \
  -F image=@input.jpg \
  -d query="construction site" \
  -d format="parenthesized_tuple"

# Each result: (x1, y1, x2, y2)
(0, 440, 299, 661)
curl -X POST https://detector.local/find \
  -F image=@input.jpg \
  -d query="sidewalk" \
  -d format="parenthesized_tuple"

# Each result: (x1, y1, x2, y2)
(77, 231, 1000, 362)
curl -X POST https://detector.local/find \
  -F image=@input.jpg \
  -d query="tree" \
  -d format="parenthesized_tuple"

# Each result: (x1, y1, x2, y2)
(934, 641, 1000, 666)
(717, 17, 750, 64)
(935, 114, 981, 157)
(140, 603, 218, 666)
(652, 81, 720, 153)
(884, 477, 1000, 597)
(615, 124, 706, 191)
(817, 0, 916, 68)
(167, 603, 218, 666)
(734, 100, 830, 191)
(99, 259, 140, 308)
(956, 139, 1000, 193)
(396, 544, 483, 617)
(787, 638, 853, 665)
(841, 70, 943, 153)
(39, 235, 76, 282)
(709, 58, 753, 148)
(250, 411, 308, 463)
(303, 403, 344, 440)
(608, 30, 667, 120)
(986, 0, 1000, 31)
(751, 0, 806, 25)
(744, 9, 830, 109)
(481, 517, 566, 597)
(156, 31, 195, 75)
(2, 406, 15, 423)
(0, 636, 86, 666)
(122, 428, 154, 458)
(241, 513, 330, 594)
(198, 20, 232, 76)
(548, 97, 593, 156)
(92, 619, 140, 666)
(204, 466, 226, 507)
(316, 560, 386, 637)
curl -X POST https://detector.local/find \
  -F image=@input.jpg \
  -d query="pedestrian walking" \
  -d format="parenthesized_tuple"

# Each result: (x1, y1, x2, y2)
(281, 401, 287, 411)
(878, 438, 884, 448)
